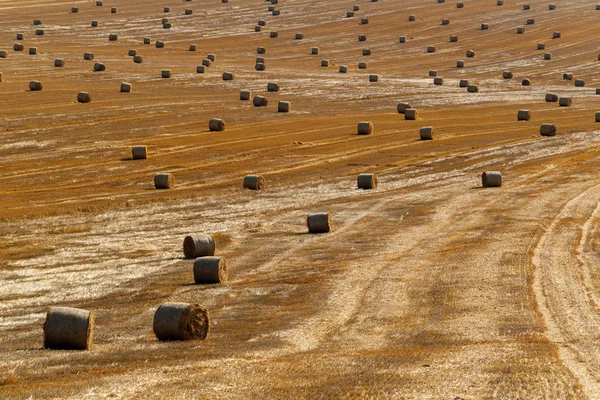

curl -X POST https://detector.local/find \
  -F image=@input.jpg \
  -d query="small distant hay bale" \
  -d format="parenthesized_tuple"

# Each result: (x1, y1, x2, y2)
(450, 35, 458, 42)
(91, 20, 98, 27)
(467, 84, 479, 93)
(497, 0, 503, 4)
(257, 47, 266, 54)
(36, 29, 44, 35)
(405, 109, 417, 120)
(575, 79, 585, 87)
(267, 82, 280, 92)
(134, 55, 143, 63)
(207, 54, 215, 61)
(427, 45, 436, 53)
(33, 19, 42, 25)
(563, 73, 573, 80)
(397, 102, 411, 114)
(482, 171, 502, 187)
(354, 5, 360, 11)
(596, 88, 600, 95)
(517, 109, 531, 121)
(369, 74, 379, 82)
(144, 37, 151, 44)
(54, 58, 65, 67)
(253, 95, 268, 107)
(357, 121, 373, 135)
(537, 43, 545, 50)
(16, 33, 24, 40)
(156, 40, 165, 48)
(552, 31, 561, 38)
(363, 49, 371, 56)
(522, 78, 531, 86)
(96, 0, 102, 5)
(408, 15, 415, 21)
(196, 65, 205, 73)
(154, 173, 173, 189)
(255, 26, 262, 32)
(517, 27, 525, 34)
(183, 234, 215, 258)
(339, 65, 348, 73)
(272, 10, 281, 16)
(357, 174, 378, 189)
(13, 43, 24, 51)
(441, 18, 449, 25)
(202, 59, 211, 66)
(185, 9, 192, 15)
(108, 34, 118, 41)
(549, 4, 556, 10)
(312, 47, 319, 54)
(240, 90, 251, 100)
(361, 18, 369, 25)
(128, 49, 137, 56)
(420, 126, 434, 140)
(120, 82, 132, 93)
(544, 53, 552, 60)
(347, 11, 354, 17)
(307, 213, 331, 233)
(270, 31, 278, 38)
(523, 4, 530, 10)
(481, 23, 489, 30)
(559, 97, 572, 106)
(503, 71, 512, 79)
(93, 62, 106, 71)
(459, 79, 469, 87)
(189, 44, 197, 51)
(358, 62, 367, 69)
(77, 91, 92, 103)
(433, 77, 444, 85)
(209, 118, 225, 131)
(256, 57, 265, 65)
(358, 34, 367, 42)
(457, 2, 464, 8)
(321, 59, 329, 67)
(132, 145, 146, 159)
(255, 63, 266, 71)
(161, 69, 171, 78)
(466, 49, 475, 57)
(243, 175, 265, 190)
(545, 93, 558, 102)
(258, 19, 266, 26)
(29, 80, 42, 91)
(596, 112, 600, 122)
(163, 22, 172, 29)
(526, 18, 535, 25)
(111, 7, 117, 13)
(222, 72, 234, 80)
(44, 307, 93, 350)
(456, 60, 464, 68)
(0, 72, 2, 82)
(164, 6, 170, 12)
(399, 36, 407, 43)
(540, 123, 557, 136)
(429, 70, 437, 77)
(193, 257, 228, 284)
(29, 47, 38, 55)
(153, 303, 210, 341)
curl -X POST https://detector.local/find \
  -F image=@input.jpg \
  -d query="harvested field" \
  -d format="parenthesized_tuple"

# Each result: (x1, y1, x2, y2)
(1, 0, 600, 398)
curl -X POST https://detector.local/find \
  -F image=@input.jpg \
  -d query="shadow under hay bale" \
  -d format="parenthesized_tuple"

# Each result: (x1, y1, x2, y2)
(307, 213, 331, 233)
(44, 307, 93, 350)
(194, 256, 228, 284)
(153, 303, 210, 341)
(184, 234, 215, 258)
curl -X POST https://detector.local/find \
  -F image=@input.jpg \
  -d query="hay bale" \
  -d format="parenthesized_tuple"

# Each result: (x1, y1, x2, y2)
(144, 37, 151, 44)
(163, 22, 172, 29)
(545, 93, 558, 102)
(457, 2, 464, 8)
(162, 69, 171, 78)
(185, 9, 192, 15)
(189, 44, 197, 51)
(164, 6, 170, 12)
(456, 60, 464, 68)
(96, 0, 102, 5)
(321, 60, 329, 67)
(196, 65, 205, 73)
(91, 20, 98, 27)
(347, 11, 354, 17)
(255, 25, 262, 32)
(357, 121, 373, 135)
(482, 171, 502, 187)
(429, 70, 438, 77)
(278, 101, 291, 112)
(257, 47, 266, 54)
(93, 62, 105, 71)
(111, 7, 117, 13)
(563, 73, 573, 80)
(526, 18, 535, 25)
(270, 31, 279, 38)
(466, 49, 475, 57)
(258, 20, 266, 26)
(459, 79, 469, 87)
(517, 109, 531, 121)
(132, 145, 146, 159)
(183, 234, 215, 258)
(209, 118, 225, 131)
(369, 74, 379, 82)
(29, 47, 38, 55)
(467, 84, 479, 93)
(522, 78, 531, 86)
(559, 97, 572, 106)
(272, 10, 280, 16)
(434, 77, 444, 85)
(33, 19, 42, 25)
(128, 49, 137, 56)
(523, 4, 530, 10)
(405, 109, 417, 120)
(208, 54, 215, 62)
(267, 82, 280, 92)
(596, 88, 600, 95)
(553, 31, 561, 38)
(77, 92, 91, 103)
(596, 112, 600, 122)
(450, 35, 458, 42)
(156, 41, 165, 48)
(154, 173, 173, 189)
(408, 15, 415, 21)
(294, 33, 304, 41)
(257, 56, 265, 63)
(194, 256, 228, 284)
(358, 62, 367, 69)
(153, 303, 210, 341)
(29, 80, 42, 91)
(397, 103, 411, 114)
(481, 23, 489, 30)
(134, 55, 143, 63)
(36, 29, 44, 36)
(540, 123, 557, 136)
(120, 82, 132, 93)
(361, 18, 369, 25)
(544, 53, 552, 60)
(358, 34, 367, 42)
(517, 27, 525, 34)
(240, 90, 251, 100)
(420, 126, 434, 140)
(503, 71, 512, 79)
(363, 49, 371, 56)
(255, 63, 266, 71)
(307, 213, 331, 233)
(243, 175, 265, 190)
(538, 43, 545, 50)
(575, 79, 585, 87)
(357, 174, 377, 189)
(399, 36, 406, 43)
(13, 43, 23, 51)
(253, 96, 268, 107)
(339, 65, 348, 73)
(441, 18, 449, 25)
(354, 5, 360, 11)
(44, 307, 93, 350)
(16, 33, 24, 40)
(0, 72, 3, 82)
(312, 47, 319, 54)
(222, 72, 234, 80)
(54, 59, 65, 67)
(109, 34, 118, 41)
(202, 59, 211, 67)
(427, 46, 436, 53)
(549, 4, 556, 10)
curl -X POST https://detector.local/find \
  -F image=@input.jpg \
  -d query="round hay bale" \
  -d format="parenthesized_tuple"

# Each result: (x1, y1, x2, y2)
(540, 123, 557, 136)
(270, 31, 278, 38)
(189, 44, 197, 51)
(295, 33, 304, 40)
(321, 60, 329, 67)
(77, 92, 91, 103)
(128, 49, 137, 56)
(93, 62, 106, 71)
(134, 55, 143, 63)
(29, 80, 42, 91)
(467, 84, 479, 93)
(522, 78, 531, 86)
(54, 58, 65, 67)
(357, 121, 373, 135)
(197, 65, 205, 73)
(153, 303, 210, 341)
(311, 47, 319, 55)
(29, 47, 38, 55)
(596, 112, 600, 122)
(575, 79, 585, 87)
(164, 6, 170, 12)
(358, 34, 367, 42)
(526, 18, 535, 25)
(544, 53, 552, 60)
(243, 175, 265, 190)
(208, 54, 216, 62)
(222, 72, 234, 81)
(111, 7, 117, 13)
(272, 10, 280, 16)
(369, 74, 379, 82)
(450, 35, 458, 42)
(185, 9, 192, 15)
(429, 70, 437, 77)
(481, 23, 489, 30)
(183, 234, 215, 258)
(559, 97, 572, 107)
(209, 118, 225, 131)
(120, 82, 132, 93)
(91, 20, 98, 27)
(267, 82, 280, 92)
(538, 43, 545, 50)
(163, 23, 172, 29)
(194, 256, 228, 284)
(466, 49, 475, 57)
(358, 62, 367, 69)
(545, 93, 558, 102)
(523, 4, 530, 10)
(357, 174, 378, 189)
(13, 43, 24, 51)
(482, 171, 502, 187)
(132, 145, 146, 159)
(405, 109, 417, 120)
(108, 34, 118, 41)
(362, 49, 371, 56)
(255, 24, 262, 31)
(44, 307, 93, 350)
(354, 5, 360, 11)
(202, 59, 211, 67)
(255, 63, 266, 71)
(96, 0, 102, 5)
(253, 96, 268, 107)
(144, 37, 151, 44)
(459, 79, 469, 87)
(442, 18, 449, 25)
(503, 71, 513, 79)
(457, 2, 464, 8)
(161, 69, 171, 78)
(497, 0, 503, 4)
(347, 11, 354, 18)
(307, 213, 331, 233)
(563, 73, 573, 80)
(156, 41, 165, 48)
(278, 101, 291, 112)
(420, 126, 434, 140)
(258, 20, 266, 26)
(256, 57, 265, 65)
(596, 88, 600, 95)
(456, 60, 464, 68)
(361, 18, 369, 25)
(427, 45, 436, 53)
(339, 65, 348, 73)
(408, 15, 415, 21)
(257, 47, 266, 54)
(240, 90, 251, 100)
(154, 173, 173, 189)
(397, 103, 411, 114)
(517, 109, 531, 121)
(35, 29, 44, 36)
(434, 77, 444, 85)
(549, 4, 556, 10)
(33, 19, 42, 25)
(517, 27, 525, 34)
(16, 33, 24, 40)
(399, 36, 407, 43)
(553, 31, 561, 39)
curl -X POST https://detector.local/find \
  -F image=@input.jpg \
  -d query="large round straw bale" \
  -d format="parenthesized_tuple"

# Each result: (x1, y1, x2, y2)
(253, 96, 268, 107)
(257, 47, 266, 54)
(154, 173, 173, 189)
(559, 97, 572, 106)
(456, 60, 465, 68)
(450, 35, 458, 42)
(164, 6, 170, 12)
(13, 43, 24, 51)
(481, 23, 489, 30)
(77, 91, 91, 103)
(321, 60, 329, 67)
(307, 213, 331, 233)
(526, 18, 535, 25)
(517, 109, 531, 121)
(255, 58, 264, 64)
(194, 256, 228, 284)
(33, 19, 42, 25)
(482, 171, 502, 187)
(441, 18, 449, 25)
(156, 41, 165, 48)
(188, 44, 196, 51)
(144, 37, 151, 44)
(111, 7, 117, 13)
(549, 4, 556, 10)
(120, 82, 132, 93)
(427, 46, 436, 53)
(552, 31, 561, 38)
(502, 71, 512, 79)
(523, 4, 530, 10)
(467, 84, 479, 93)
(545, 93, 558, 102)
(54, 58, 65, 67)
(29, 80, 42, 91)
(540, 123, 557, 136)
(459, 79, 469, 87)
(405, 109, 417, 120)
(16, 33, 24, 40)
(358, 62, 367, 69)
(222, 72, 234, 80)
(347, 11, 354, 17)
(272, 10, 281, 16)
(363, 49, 371, 56)
(202, 59, 211, 67)
(357, 174, 378, 189)
(597, 4, 600, 10)
(369, 74, 379, 82)
(208, 54, 216, 61)
(339, 65, 348, 73)
(397, 103, 411, 114)
(575, 79, 585, 87)
(354, 5, 360, 11)
(132, 145, 147, 159)
(93, 62, 106, 71)
(153, 303, 210, 341)
(295, 33, 304, 40)
(243, 175, 265, 190)
(434, 77, 444, 85)
(537, 43, 545, 50)
(183, 234, 215, 258)
(267, 82, 280, 92)
(408, 15, 415, 21)
(544, 53, 551, 60)
(83, 52, 94, 61)
(258, 19, 266, 26)
(134, 55, 143, 63)
(109, 34, 118, 41)
(497, 0, 503, 4)
(312, 47, 319, 54)
(429, 70, 437, 77)
(358, 34, 367, 42)
(240, 90, 251, 100)
(270, 31, 278, 38)
(161, 69, 171, 78)
(278, 101, 291, 112)
(420, 126, 434, 140)
(163, 23, 172, 29)
(35, 29, 44, 36)
(596, 88, 600, 95)
(522, 78, 531, 86)
(185, 9, 192, 15)
(466, 49, 475, 57)
(209, 118, 225, 131)
(255, 63, 266, 71)
(128, 49, 137, 56)
(596, 112, 600, 122)
(357, 121, 373, 135)
(457, 2, 464, 7)
(44, 307, 93, 350)
(399, 36, 406, 43)
(517, 27, 525, 34)
(96, 0, 102, 5)
(29, 47, 38, 55)
(361, 18, 369, 25)
(563, 73, 573, 80)
(91, 20, 98, 27)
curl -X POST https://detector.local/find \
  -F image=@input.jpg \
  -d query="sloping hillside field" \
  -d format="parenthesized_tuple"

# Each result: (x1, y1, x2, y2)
(2, 0, 600, 398)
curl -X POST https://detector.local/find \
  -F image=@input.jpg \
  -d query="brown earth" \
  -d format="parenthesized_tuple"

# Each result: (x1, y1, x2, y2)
(1, 0, 600, 398)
